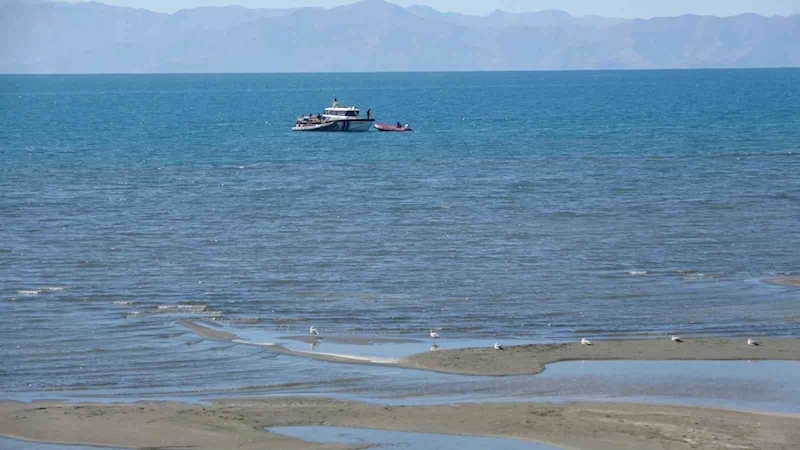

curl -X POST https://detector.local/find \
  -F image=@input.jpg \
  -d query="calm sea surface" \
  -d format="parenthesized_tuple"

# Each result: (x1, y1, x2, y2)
(1, 70, 799, 399)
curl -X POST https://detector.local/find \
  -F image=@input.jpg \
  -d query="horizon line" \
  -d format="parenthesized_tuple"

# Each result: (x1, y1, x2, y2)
(3, 67, 800, 76)
(31, 0, 800, 21)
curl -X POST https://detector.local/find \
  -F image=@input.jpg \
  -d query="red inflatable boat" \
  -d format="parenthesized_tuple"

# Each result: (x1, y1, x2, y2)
(374, 123, 413, 132)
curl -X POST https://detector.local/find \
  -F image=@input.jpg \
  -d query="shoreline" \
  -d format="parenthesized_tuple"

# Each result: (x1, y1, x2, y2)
(180, 320, 800, 376)
(2, 398, 798, 450)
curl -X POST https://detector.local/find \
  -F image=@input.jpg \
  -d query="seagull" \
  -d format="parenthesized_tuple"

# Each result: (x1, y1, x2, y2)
(309, 326, 318, 336)
(747, 338, 760, 346)
(494, 343, 505, 350)
(671, 335, 683, 343)
(581, 338, 592, 346)
(429, 329, 440, 341)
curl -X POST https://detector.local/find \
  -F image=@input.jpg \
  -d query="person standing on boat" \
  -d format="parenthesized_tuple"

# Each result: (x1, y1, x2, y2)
(367, 109, 371, 119)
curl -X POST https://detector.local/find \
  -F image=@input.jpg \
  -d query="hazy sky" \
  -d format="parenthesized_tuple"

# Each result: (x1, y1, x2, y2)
(67, 0, 800, 17)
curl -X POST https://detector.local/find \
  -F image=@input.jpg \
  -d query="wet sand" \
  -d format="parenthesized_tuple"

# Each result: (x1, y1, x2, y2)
(2, 398, 799, 450)
(181, 320, 800, 376)
(405, 338, 800, 375)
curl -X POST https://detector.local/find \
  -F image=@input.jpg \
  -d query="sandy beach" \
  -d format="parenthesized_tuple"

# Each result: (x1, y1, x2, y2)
(3, 398, 799, 450)
(18, 320, 781, 449)
(4, 328, 799, 450)
(181, 320, 800, 376)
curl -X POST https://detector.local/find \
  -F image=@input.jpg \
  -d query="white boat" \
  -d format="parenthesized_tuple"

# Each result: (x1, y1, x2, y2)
(292, 117, 337, 132)
(292, 97, 374, 132)
(322, 97, 374, 131)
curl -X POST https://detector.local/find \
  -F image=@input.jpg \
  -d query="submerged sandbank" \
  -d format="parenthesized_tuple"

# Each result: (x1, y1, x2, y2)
(180, 320, 800, 376)
(181, 320, 398, 365)
(2, 398, 799, 450)
(766, 276, 800, 287)
(179, 319, 238, 341)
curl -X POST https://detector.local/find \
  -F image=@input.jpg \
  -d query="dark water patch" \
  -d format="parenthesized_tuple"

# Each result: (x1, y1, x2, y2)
(77, 260, 110, 269)
(123, 303, 224, 319)
(270, 317, 314, 324)
(264, 278, 302, 287)
(506, 232, 531, 240)
(153, 332, 189, 339)
(216, 317, 263, 325)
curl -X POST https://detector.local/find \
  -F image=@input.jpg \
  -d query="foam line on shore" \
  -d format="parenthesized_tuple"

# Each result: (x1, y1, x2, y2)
(232, 339, 277, 346)
(293, 350, 398, 364)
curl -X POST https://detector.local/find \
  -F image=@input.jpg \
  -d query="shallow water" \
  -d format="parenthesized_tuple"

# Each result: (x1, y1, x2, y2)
(6, 322, 800, 414)
(269, 426, 561, 450)
(0, 429, 556, 450)
(0, 438, 117, 450)
(2, 70, 800, 406)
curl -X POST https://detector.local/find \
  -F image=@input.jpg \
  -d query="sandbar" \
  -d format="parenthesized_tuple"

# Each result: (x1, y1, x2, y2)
(404, 338, 800, 376)
(180, 320, 800, 376)
(765, 276, 800, 287)
(2, 398, 798, 450)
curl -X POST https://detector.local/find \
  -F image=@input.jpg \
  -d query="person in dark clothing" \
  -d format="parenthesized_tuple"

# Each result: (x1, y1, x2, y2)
(366, 109, 371, 119)
(396, 121, 402, 128)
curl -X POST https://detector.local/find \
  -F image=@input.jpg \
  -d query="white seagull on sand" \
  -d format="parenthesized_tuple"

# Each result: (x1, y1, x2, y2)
(581, 338, 592, 346)
(309, 326, 318, 336)
(429, 329, 440, 341)
(494, 343, 505, 350)
(671, 335, 683, 343)
(747, 338, 760, 346)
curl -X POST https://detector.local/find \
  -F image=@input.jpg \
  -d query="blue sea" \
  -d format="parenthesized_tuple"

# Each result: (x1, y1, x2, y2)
(1, 70, 799, 401)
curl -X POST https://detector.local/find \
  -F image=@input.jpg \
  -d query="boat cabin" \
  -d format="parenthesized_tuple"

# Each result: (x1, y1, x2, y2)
(323, 105, 360, 119)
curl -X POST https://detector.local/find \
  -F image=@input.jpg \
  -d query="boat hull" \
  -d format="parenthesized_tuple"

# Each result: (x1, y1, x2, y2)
(374, 123, 412, 132)
(292, 121, 338, 132)
(329, 119, 374, 132)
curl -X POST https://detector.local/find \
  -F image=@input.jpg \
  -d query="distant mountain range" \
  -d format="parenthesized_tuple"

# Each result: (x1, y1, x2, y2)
(1, 0, 799, 73)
